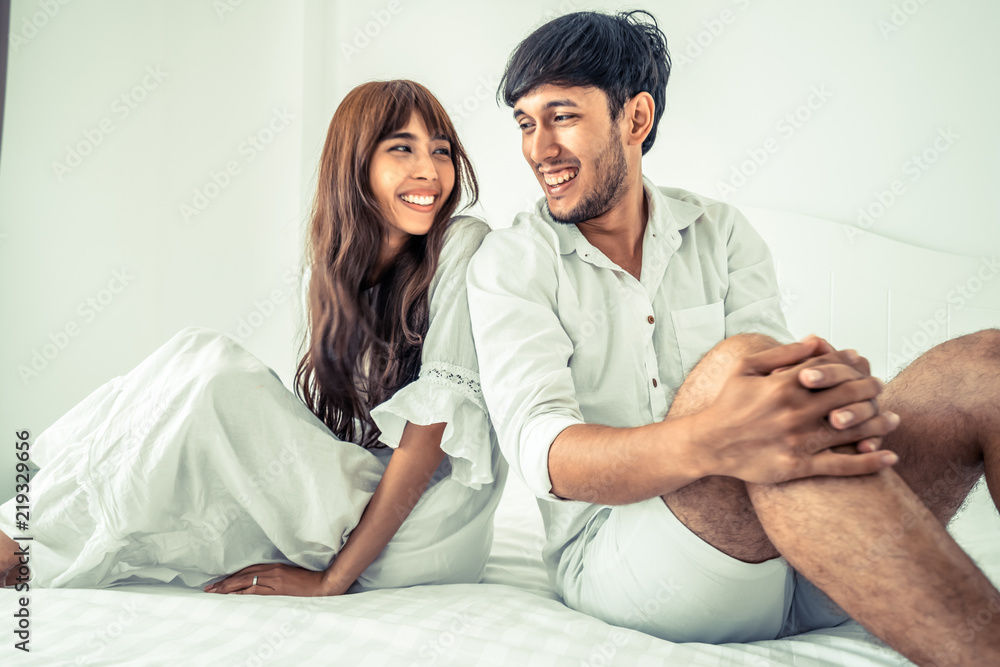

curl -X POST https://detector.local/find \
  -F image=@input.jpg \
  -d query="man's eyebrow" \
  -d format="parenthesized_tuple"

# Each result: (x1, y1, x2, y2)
(513, 99, 581, 119)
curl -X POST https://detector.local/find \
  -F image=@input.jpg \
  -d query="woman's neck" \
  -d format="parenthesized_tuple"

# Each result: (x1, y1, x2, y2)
(368, 231, 407, 287)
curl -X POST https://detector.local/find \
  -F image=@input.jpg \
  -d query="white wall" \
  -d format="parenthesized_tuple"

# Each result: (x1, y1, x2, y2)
(2, 0, 998, 499)
(326, 0, 1000, 256)
(1, 0, 312, 500)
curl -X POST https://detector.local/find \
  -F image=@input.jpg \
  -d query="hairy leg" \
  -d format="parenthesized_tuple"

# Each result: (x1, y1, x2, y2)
(875, 329, 998, 522)
(747, 329, 1000, 666)
(660, 333, 783, 563)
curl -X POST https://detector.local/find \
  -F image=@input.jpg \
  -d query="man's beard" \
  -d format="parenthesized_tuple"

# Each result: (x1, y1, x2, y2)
(546, 129, 628, 226)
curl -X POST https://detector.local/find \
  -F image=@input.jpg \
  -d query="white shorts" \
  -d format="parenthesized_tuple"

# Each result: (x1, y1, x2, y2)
(560, 496, 850, 644)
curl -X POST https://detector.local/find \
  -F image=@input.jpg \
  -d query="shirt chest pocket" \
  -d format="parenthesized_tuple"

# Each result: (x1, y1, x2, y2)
(669, 300, 726, 378)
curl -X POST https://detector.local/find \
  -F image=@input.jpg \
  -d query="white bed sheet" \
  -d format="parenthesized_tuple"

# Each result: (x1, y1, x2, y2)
(1, 473, 996, 666)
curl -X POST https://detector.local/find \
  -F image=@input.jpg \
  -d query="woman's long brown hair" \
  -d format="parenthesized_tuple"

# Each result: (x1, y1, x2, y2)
(295, 80, 479, 449)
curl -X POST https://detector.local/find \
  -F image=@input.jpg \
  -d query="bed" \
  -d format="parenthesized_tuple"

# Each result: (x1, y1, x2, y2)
(3, 207, 998, 666)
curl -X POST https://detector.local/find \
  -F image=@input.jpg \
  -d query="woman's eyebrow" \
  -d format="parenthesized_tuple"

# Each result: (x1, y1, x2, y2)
(384, 131, 416, 141)
(383, 131, 450, 142)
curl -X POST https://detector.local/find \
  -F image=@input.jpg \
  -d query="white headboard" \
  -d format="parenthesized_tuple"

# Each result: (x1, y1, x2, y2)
(740, 207, 1000, 382)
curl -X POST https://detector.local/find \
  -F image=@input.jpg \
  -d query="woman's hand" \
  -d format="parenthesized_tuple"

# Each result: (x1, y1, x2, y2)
(203, 563, 334, 597)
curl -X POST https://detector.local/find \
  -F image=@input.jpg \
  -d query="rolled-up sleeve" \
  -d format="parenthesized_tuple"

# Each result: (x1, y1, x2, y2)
(721, 206, 796, 344)
(466, 229, 585, 501)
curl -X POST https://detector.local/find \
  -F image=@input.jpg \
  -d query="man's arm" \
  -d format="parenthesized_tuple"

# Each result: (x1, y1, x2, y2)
(467, 226, 897, 507)
(546, 421, 702, 504)
(548, 338, 898, 504)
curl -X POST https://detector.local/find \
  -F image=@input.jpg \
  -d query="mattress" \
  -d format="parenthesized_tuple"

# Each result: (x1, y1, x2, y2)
(1, 472, 997, 666)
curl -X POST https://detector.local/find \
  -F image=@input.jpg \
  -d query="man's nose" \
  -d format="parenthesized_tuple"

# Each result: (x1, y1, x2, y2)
(528, 126, 558, 166)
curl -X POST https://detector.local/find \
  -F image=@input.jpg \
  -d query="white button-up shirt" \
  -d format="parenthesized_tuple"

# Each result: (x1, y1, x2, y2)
(467, 176, 795, 589)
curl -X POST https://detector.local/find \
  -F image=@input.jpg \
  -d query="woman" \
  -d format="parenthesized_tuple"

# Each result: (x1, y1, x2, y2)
(0, 80, 506, 597)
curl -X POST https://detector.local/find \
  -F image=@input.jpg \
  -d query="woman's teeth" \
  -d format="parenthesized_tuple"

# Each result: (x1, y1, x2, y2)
(544, 170, 579, 186)
(400, 194, 436, 206)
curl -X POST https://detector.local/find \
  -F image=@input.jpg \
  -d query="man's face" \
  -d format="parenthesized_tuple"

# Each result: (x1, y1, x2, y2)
(514, 84, 628, 225)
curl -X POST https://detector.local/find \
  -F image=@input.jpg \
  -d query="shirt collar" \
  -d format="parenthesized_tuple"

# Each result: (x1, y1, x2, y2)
(536, 175, 703, 258)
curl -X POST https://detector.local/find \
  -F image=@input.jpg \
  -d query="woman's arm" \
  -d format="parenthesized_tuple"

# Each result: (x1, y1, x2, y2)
(319, 421, 446, 595)
(204, 421, 446, 597)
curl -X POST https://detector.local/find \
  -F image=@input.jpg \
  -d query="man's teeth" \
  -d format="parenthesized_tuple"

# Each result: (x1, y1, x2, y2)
(400, 194, 436, 206)
(543, 170, 579, 186)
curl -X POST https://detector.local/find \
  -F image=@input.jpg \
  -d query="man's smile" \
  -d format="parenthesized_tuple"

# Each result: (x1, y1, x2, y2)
(541, 166, 580, 195)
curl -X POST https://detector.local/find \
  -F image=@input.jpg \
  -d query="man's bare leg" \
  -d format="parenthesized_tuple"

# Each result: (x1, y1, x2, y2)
(748, 329, 1000, 666)
(660, 333, 783, 563)
(661, 331, 1000, 666)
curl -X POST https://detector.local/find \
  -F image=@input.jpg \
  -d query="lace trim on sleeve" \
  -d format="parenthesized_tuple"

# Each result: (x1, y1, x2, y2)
(418, 362, 485, 412)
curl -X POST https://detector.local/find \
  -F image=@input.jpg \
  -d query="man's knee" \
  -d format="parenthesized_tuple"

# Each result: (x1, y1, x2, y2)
(959, 328, 1000, 359)
(710, 332, 782, 361)
(668, 333, 782, 418)
(923, 328, 1000, 365)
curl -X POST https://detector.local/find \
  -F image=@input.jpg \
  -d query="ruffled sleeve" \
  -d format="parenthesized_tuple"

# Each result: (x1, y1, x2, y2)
(370, 215, 496, 490)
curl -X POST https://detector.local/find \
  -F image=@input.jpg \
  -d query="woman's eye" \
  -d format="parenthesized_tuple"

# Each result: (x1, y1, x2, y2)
(390, 145, 411, 152)
(434, 147, 451, 156)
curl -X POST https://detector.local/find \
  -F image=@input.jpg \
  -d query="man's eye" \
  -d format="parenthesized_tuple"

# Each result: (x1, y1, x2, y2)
(554, 114, 575, 122)
(518, 122, 534, 131)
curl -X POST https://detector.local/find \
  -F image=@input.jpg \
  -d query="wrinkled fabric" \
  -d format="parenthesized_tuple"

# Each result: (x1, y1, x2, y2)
(0, 216, 506, 591)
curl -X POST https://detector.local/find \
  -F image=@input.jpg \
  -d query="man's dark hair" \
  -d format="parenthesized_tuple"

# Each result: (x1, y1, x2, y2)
(498, 10, 671, 155)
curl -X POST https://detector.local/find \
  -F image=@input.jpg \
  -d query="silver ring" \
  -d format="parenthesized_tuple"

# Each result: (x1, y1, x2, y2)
(252, 575, 258, 587)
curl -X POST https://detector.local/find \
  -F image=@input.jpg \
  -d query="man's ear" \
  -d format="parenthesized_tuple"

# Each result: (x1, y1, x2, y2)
(624, 92, 655, 149)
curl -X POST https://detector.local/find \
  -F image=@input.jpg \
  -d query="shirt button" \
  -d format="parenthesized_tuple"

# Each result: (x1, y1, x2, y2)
(652, 378, 658, 387)
(647, 315, 655, 324)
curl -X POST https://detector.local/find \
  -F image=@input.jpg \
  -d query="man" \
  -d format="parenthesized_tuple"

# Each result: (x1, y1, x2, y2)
(467, 9, 1000, 666)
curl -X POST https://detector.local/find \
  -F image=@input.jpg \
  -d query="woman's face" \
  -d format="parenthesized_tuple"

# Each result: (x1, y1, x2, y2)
(368, 112, 456, 243)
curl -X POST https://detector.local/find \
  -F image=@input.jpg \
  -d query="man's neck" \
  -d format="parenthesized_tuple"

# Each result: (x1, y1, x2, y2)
(575, 174, 649, 282)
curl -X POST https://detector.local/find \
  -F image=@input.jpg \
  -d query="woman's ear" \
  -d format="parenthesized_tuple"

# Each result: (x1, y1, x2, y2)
(625, 92, 655, 149)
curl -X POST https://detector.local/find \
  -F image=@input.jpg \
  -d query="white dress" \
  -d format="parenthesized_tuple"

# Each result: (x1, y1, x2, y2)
(0, 215, 507, 591)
